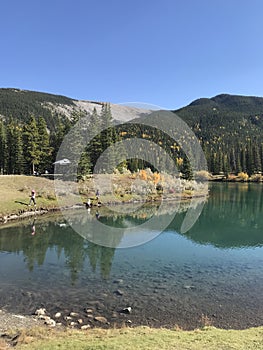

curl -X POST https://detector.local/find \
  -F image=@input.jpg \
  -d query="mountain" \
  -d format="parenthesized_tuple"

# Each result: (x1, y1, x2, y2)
(174, 94, 263, 175)
(0, 88, 152, 129)
(0, 88, 262, 176)
(180, 93, 263, 113)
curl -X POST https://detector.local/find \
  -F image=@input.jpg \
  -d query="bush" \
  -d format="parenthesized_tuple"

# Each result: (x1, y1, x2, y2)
(195, 170, 211, 181)
(250, 173, 262, 182)
(237, 172, 249, 181)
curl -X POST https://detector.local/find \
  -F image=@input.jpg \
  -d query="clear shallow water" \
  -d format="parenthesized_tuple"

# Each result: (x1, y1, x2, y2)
(0, 183, 263, 329)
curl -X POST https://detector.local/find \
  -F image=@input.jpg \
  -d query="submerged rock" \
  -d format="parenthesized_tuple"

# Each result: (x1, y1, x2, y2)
(86, 308, 93, 314)
(114, 289, 124, 296)
(120, 307, 132, 314)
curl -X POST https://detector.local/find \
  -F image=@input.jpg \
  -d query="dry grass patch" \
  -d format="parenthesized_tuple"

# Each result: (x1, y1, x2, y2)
(0, 175, 58, 216)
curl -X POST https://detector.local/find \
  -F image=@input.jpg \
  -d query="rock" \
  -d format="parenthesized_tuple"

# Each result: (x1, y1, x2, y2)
(38, 315, 50, 321)
(70, 312, 79, 317)
(94, 316, 108, 324)
(70, 321, 78, 326)
(86, 309, 93, 314)
(183, 285, 195, 289)
(65, 316, 72, 321)
(120, 307, 132, 314)
(81, 325, 91, 330)
(114, 289, 124, 296)
(113, 279, 123, 284)
(44, 318, 56, 327)
(35, 308, 46, 316)
(88, 301, 104, 309)
(87, 314, 93, 319)
(54, 312, 62, 318)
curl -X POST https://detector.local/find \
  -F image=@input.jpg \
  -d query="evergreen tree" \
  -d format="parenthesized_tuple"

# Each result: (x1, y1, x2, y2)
(230, 148, 237, 173)
(50, 119, 67, 165)
(240, 148, 247, 174)
(99, 103, 115, 173)
(246, 141, 254, 176)
(88, 108, 103, 171)
(78, 152, 91, 179)
(6, 122, 16, 174)
(37, 116, 52, 173)
(181, 156, 193, 180)
(22, 115, 40, 174)
(13, 124, 24, 174)
(223, 154, 230, 176)
(0, 121, 7, 174)
(253, 144, 261, 173)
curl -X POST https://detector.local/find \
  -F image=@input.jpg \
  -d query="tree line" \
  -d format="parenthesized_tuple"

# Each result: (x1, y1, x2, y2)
(0, 102, 262, 178)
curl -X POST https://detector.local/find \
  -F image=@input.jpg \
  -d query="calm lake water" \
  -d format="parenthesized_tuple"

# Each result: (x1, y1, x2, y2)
(0, 183, 263, 329)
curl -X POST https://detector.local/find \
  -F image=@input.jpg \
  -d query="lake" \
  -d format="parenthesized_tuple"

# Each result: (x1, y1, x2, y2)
(0, 182, 263, 329)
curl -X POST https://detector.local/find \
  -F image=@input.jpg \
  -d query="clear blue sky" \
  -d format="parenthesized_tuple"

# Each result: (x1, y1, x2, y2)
(1, 0, 263, 109)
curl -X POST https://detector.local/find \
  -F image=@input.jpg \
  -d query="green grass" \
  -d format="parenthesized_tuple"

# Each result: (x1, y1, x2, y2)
(0, 175, 59, 217)
(7, 326, 263, 350)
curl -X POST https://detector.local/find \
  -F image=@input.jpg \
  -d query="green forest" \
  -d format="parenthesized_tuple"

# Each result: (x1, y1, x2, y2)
(175, 94, 263, 176)
(0, 89, 263, 178)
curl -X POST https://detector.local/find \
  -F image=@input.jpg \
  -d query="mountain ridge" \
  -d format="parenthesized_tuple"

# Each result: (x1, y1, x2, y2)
(0, 88, 152, 128)
(0, 88, 263, 176)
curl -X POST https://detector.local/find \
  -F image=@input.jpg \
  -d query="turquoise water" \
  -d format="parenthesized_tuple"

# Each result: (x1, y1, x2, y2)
(0, 183, 262, 329)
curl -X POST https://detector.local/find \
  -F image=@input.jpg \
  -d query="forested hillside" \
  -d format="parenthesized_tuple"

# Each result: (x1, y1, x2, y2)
(0, 88, 76, 130)
(0, 89, 262, 178)
(175, 94, 263, 175)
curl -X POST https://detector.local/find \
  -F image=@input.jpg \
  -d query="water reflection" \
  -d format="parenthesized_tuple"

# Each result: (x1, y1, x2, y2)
(0, 218, 115, 281)
(0, 183, 262, 283)
(180, 183, 263, 248)
(0, 199, 204, 280)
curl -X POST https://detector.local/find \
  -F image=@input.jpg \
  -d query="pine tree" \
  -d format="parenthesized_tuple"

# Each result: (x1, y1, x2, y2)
(99, 103, 115, 173)
(13, 124, 24, 174)
(50, 119, 66, 165)
(6, 122, 16, 174)
(0, 121, 7, 174)
(240, 147, 247, 173)
(88, 108, 103, 171)
(22, 115, 40, 174)
(253, 144, 261, 173)
(37, 116, 52, 173)
(181, 156, 193, 180)
(246, 141, 254, 176)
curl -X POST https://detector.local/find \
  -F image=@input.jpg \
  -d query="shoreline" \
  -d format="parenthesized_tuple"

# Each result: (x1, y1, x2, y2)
(0, 192, 208, 225)
(1, 314, 263, 350)
(0, 302, 262, 334)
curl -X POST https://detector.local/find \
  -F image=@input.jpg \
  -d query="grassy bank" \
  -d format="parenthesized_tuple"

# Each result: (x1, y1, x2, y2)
(0, 173, 208, 221)
(1, 326, 263, 350)
(0, 175, 58, 218)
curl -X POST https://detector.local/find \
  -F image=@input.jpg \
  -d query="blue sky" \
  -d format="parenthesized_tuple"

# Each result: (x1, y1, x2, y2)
(1, 0, 263, 109)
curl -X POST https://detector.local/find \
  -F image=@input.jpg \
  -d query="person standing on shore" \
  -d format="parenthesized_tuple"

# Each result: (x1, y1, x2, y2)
(28, 189, 36, 206)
